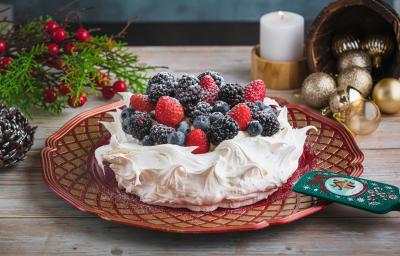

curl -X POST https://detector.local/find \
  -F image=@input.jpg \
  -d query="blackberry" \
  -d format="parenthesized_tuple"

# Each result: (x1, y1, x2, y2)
(122, 112, 152, 140)
(246, 120, 263, 137)
(147, 83, 175, 104)
(149, 124, 175, 145)
(218, 83, 244, 107)
(197, 71, 225, 88)
(120, 107, 135, 121)
(142, 135, 154, 146)
(208, 116, 239, 145)
(244, 101, 261, 117)
(175, 75, 203, 109)
(253, 110, 280, 136)
(190, 101, 211, 118)
(212, 100, 230, 114)
(146, 72, 176, 94)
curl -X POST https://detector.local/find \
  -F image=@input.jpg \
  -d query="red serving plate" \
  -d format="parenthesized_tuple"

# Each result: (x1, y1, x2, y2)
(41, 98, 364, 233)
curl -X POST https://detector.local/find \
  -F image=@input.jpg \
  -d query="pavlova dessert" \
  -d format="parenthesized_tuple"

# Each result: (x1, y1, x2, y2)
(95, 71, 314, 211)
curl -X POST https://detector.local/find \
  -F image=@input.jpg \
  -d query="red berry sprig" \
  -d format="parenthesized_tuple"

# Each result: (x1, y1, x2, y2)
(74, 28, 90, 42)
(43, 88, 58, 103)
(51, 27, 66, 42)
(0, 40, 7, 53)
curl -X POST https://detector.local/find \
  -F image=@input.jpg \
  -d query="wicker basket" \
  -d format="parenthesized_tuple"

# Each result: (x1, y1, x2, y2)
(306, 0, 400, 80)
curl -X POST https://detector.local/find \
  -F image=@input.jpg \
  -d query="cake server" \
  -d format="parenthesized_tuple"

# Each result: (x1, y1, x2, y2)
(293, 170, 400, 213)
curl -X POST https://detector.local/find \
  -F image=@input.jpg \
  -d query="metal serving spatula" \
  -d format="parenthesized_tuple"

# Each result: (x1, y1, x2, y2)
(293, 170, 400, 214)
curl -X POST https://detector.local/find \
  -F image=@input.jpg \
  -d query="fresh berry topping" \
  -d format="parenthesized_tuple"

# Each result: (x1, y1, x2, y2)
(43, 88, 58, 103)
(218, 83, 244, 107)
(244, 101, 261, 117)
(185, 129, 209, 154)
(255, 101, 268, 110)
(47, 43, 59, 55)
(130, 94, 154, 112)
(142, 135, 154, 146)
(212, 100, 230, 114)
(148, 83, 175, 104)
(198, 71, 225, 88)
(246, 120, 263, 137)
(208, 116, 239, 145)
(191, 101, 212, 118)
(209, 112, 224, 123)
(122, 111, 152, 140)
(149, 110, 156, 119)
(147, 72, 176, 93)
(244, 80, 266, 102)
(253, 110, 280, 136)
(149, 124, 175, 145)
(51, 27, 67, 42)
(177, 121, 190, 135)
(74, 28, 91, 42)
(44, 21, 58, 33)
(58, 83, 71, 95)
(228, 103, 252, 131)
(193, 115, 210, 132)
(101, 86, 115, 99)
(175, 75, 203, 109)
(155, 96, 184, 127)
(120, 107, 135, 121)
(167, 131, 186, 146)
(113, 80, 127, 92)
(0, 40, 6, 53)
(64, 42, 77, 54)
(200, 75, 219, 104)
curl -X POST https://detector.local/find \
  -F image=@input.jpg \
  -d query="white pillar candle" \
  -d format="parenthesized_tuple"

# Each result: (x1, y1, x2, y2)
(260, 11, 305, 62)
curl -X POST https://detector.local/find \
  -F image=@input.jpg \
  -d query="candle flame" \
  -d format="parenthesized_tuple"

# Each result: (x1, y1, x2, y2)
(278, 11, 284, 20)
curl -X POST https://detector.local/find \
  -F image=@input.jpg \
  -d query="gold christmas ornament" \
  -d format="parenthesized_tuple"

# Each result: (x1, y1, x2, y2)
(337, 67, 373, 98)
(361, 35, 394, 69)
(301, 72, 336, 108)
(332, 34, 361, 57)
(337, 50, 371, 72)
(329, 87, 364, 114)
(344, 99, 381, 135)
(372, 78, 400, 114)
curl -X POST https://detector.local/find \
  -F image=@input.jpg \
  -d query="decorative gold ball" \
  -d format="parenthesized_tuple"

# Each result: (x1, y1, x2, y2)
(337, 67, 373, 98)
(329, 89, 349, 113)
(332, 34, 361, 57)
(345, 99, 381, 135)
(337, 50, 371, 73)
(372, 78, 400, 114)
(301, 72, 336, 108)
(361, 35, 394, 69)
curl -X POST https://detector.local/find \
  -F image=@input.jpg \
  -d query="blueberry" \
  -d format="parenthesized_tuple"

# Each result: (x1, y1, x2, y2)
(167, 131, 185, 145)
(120, 107, 135, 121)
(255, 101, 267, 110)
(209, 112, 224, 123)
(193, 115, 210, 132)
(177, 121, 190, 135)
(246, 120, 263, 137)
(142, 135, 154, 146)
(212, 100, 230, 114)
(121, 118, 134, 135)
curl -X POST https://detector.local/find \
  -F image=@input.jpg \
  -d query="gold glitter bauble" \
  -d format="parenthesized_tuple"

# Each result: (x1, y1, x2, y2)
(301, 72, 336, 108)
(337, 67, 373, 98)
(372, 78, 400, 114)
(344, 99, 381, 135)
(332, 34, 361, 57)
(337, 50, 371, 73)
(361, 35, 394, 69)
(329, 87, 364, 114)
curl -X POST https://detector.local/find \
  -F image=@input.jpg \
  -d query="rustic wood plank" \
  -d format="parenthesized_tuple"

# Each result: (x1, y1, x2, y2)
(0, 218, 399, 256)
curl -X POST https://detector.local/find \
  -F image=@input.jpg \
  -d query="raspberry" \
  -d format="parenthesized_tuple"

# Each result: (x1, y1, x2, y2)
(228, 103, 252, 131)
(253, 110, 280, 136)
(147, 72, 176, 93)
(130, 94, 154, 112)
(218, 83, 244, 107)
(175, 75, 203, 109)
(190, 101, 211, 118)
(208, 116, 239, 145)
(198, 71, 225, 88)
(149, 124, 175, 145)
(148, 83, 175, 104)
(121, 112, 152, 140)
(185, 129, 209, 154)
(200, 75, 219, 104)
(244, 80, 266, 102)
(155, 96, 184, 127)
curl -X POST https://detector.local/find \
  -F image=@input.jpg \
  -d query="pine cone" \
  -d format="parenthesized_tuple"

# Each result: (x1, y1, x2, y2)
(0, 103, 36, 168)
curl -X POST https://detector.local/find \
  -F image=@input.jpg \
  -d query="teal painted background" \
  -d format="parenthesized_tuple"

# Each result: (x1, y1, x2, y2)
(4, 0, 396, 22)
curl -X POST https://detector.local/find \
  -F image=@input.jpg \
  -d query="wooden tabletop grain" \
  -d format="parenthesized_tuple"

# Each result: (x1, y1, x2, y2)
(0, 46, 399, 256)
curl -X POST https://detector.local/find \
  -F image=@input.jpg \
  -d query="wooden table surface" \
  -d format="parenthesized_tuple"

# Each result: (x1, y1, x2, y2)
(0, 46, 399, 256)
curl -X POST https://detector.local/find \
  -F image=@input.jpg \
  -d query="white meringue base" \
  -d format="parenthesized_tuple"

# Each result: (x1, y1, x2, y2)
(95, 93, 315, 211)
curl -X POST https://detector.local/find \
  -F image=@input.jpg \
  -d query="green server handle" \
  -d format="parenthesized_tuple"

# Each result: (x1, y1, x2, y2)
(293, 170, 400, 214)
